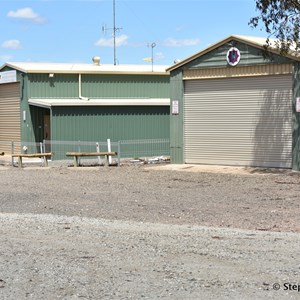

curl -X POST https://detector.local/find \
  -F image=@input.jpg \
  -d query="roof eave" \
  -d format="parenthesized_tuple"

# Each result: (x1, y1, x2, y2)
(25, 70, 170, 75)
(2, 62, 170, 75)
(0, 63, 28, 73)
(28, 98, 171, 108)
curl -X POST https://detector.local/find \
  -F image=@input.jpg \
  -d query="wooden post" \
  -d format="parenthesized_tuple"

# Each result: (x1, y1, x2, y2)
(74, 156, 79, 167)
(104, 155, 108, 167)
(18, 156, 23, 168)
(44, 156, 48, 167)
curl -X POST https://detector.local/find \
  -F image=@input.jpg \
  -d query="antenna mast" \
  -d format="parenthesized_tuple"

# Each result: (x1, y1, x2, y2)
(113, 0, 117, 65)
(102, 0, 122, 65)
(150, 42, 156, 72)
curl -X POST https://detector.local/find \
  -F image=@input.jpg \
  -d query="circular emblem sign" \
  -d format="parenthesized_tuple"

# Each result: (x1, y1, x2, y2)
(227, 47, 240, 66)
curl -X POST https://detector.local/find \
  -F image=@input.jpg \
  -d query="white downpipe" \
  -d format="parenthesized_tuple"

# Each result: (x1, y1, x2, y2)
(107, 139, 112, 165)
(78, 74, 89, 101)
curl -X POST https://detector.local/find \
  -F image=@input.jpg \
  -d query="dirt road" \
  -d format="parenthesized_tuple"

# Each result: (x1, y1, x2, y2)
(0, 164, 300, 299)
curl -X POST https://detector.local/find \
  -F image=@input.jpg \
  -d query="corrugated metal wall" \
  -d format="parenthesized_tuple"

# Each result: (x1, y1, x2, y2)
(183, 64, 292, 80)
(28, 74, 78, 98)
(0, 82, 21, 153)
(51, 106, 170, 142)
(83, 74, 170, 98)
(28, 73, 170, 99)
(184, 75, 293, 168)
(184, 41, 293, 69)
(170, 70, 184, 163)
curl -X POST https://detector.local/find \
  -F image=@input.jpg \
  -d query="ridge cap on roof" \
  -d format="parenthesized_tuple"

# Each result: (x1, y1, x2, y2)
(1, 61, 170, 74)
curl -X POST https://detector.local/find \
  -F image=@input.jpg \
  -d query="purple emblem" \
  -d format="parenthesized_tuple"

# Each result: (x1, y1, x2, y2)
(226, 47, 240, 66)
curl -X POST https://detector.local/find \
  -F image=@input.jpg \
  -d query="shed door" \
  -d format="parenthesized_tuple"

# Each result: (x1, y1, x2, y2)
(184, 75, 293, 168)
(44, 113, 51, 152)
(0, 83, 20, 153)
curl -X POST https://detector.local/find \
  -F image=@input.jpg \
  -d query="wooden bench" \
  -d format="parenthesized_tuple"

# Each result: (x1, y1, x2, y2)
(12, 153, 52, 168)
(65, 151, 117, 167)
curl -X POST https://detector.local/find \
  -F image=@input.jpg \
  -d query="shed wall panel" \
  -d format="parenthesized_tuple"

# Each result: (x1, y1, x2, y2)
(184, 41, 293, 69)
(51, 106, 170, 142)
(28, 74, 170, 99)
(83, 74, 170, 99)
(28, 74, 78, 98)
(170, 70, 184, 163)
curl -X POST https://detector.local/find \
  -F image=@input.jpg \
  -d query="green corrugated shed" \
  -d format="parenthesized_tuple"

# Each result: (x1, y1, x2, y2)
(0, 62, 170, 159)
(52, 106, 169, 141)
(167, 35, 300, 170)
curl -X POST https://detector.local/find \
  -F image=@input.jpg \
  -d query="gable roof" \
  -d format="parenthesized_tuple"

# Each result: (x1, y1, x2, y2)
(167, 35, 300, 72)
(1, 62, 170, 75)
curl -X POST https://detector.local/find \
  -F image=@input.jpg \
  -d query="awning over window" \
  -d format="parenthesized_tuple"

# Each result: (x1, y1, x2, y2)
(29, 98, 170, 109)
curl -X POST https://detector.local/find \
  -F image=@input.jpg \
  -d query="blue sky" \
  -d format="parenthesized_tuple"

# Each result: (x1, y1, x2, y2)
(0, 0, 267, 66)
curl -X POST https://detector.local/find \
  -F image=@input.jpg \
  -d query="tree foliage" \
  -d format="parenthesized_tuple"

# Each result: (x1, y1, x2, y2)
(249, 0, 300, 54)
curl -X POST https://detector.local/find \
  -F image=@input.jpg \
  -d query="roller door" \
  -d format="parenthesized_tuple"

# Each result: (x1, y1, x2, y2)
(0, 82, 21, 153)
(184, 75, 293, 168)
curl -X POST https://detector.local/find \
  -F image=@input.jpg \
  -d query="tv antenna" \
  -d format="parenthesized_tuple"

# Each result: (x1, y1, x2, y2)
(148, 42, 156, 72)
(143, 42, 157, 71)
(102, 0, 122, 65)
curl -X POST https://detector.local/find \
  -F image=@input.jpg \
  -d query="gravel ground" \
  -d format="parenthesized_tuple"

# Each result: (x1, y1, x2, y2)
(0, 161, 300, 299)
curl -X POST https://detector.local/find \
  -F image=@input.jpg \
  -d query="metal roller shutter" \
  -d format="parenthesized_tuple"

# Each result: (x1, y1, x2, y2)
(184, 75, 293, 168)
(0, 82, 21, 153)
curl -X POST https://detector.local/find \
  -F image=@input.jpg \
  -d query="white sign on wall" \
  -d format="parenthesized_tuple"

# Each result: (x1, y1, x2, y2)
(172, 100, 179, 114)
(296, 97, 300, 113)
(0, 70, 17, 84)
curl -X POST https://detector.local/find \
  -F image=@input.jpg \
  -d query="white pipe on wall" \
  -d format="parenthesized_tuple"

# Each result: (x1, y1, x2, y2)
(78, 74, 89, 101)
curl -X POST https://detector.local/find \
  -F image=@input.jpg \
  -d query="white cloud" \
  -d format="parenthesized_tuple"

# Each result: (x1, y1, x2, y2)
(95, 34, 129, 47)
(162, 37, 200, 47)
(7, 7, 46, 24)
(154, 52, 165, 60)
(2, 40, 22, 49)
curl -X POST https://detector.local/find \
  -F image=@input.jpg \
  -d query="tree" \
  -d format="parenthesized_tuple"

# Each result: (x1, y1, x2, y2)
(249, 0, 300, 55)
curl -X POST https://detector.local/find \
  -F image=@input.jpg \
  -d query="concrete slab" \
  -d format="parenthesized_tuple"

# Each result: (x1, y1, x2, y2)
(146, 163, 294, 176)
